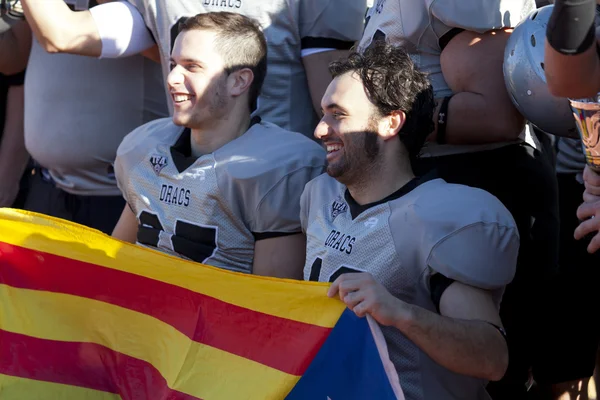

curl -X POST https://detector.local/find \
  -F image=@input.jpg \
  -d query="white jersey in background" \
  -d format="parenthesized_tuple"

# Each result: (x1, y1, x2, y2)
(94, 0, 367, 138)
(25, 0, 168, 196)
(359, 0, 536, 157)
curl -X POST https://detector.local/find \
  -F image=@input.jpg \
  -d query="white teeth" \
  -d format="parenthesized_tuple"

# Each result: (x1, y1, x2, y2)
(326, 144, 342, 152)
(173, 94, 192, 103)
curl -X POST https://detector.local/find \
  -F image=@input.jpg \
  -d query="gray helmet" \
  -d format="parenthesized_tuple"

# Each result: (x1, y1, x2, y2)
(503, 5, 578, 138)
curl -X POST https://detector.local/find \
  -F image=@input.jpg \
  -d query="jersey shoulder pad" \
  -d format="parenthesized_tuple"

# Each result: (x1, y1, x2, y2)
(216, 121, 326, 182)
(215, 122, 326, 234)
(391, 179, 519, 289)
(429, 0, 536, 33)
(116, 117, 182, 163)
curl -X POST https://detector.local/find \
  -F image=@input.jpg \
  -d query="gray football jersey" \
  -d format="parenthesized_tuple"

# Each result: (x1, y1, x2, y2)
(301, 174, 519, 400)
(126, 0, 367, 137)
(115, 118, 326, 273)
(359, 0, 535, 158)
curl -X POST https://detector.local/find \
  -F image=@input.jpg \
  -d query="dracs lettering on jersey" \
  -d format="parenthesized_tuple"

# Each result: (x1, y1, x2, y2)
(160, 184, 191, 207)
(203, 0, 242, 8)
(324, 229, 355, 255)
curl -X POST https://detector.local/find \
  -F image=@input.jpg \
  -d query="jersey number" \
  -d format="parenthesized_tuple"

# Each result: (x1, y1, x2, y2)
(308, 257, 361, 283)
(138, 210, 218, 263)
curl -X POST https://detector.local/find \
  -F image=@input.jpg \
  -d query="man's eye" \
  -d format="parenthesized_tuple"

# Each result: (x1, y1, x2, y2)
(169, 62, 176, 71)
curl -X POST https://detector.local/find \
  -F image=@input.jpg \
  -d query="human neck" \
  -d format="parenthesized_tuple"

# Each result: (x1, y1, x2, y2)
(189, 108, 251, 157)
(346, 152, 415, 206)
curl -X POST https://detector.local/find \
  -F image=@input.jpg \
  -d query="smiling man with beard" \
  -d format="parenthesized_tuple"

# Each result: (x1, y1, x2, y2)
(300, 42, 520, 400)
(112, 12, 325, 278)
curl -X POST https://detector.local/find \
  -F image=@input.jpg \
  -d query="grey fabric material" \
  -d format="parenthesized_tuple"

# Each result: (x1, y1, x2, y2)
(301, 174, 519, 400)
(360, 0, 536, 157)
(126, 0, 366, 137)
(115, 117, 325, 273)
(24, 38, 167, 196)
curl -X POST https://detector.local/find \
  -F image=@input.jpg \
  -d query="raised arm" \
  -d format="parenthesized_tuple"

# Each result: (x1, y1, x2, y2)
(20, 0, 155, 58)
(544, 0, 600, 98)
(20, 0, 102, 56)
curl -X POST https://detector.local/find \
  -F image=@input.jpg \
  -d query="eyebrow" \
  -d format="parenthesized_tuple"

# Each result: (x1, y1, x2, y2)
(322, 103, 348, 113)
(169, 57, 205, 66)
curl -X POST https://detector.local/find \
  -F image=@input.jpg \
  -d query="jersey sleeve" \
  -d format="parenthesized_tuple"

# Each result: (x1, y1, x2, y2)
(430, 0, 536, 33)
(427, 221, 519, 290)
(298, 0, 367, 51)
(89, 1, 155, 59)
(299, 182, 311, 234)
(251, 164, 324, 239)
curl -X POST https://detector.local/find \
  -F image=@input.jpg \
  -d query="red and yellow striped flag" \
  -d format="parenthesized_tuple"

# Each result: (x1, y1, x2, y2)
(0, 209, 351, 399)
(0, 209, 403, 399)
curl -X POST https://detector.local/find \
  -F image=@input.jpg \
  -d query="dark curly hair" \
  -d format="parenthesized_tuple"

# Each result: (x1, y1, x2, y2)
(328, 41, 435, 158)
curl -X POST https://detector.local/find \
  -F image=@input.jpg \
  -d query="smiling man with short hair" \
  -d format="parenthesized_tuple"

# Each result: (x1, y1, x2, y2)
(112, 12, 325, 279)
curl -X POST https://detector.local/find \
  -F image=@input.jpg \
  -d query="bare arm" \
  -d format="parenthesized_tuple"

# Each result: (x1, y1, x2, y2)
(303, 50, 349, 116)
(545, 39, 600, 98)
(252, 233, 306, 279)
(435, 29, 525, 144)
(330, 274, 508, 381)
(20, 0, 102, 56)
(0, 20, 31, 75)
(544, 0, 600, 98)
(0, 85, 29, 207)
(111, 204, 138, 243)
(400, 282, 508, 381)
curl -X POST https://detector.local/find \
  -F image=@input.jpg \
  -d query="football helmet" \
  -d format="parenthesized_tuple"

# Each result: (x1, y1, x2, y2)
(503, 5, 578, 138)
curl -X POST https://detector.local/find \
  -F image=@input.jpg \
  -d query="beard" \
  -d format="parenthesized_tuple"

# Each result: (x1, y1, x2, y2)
(326, 127, 380, 186)
(179, 75, 229, 129)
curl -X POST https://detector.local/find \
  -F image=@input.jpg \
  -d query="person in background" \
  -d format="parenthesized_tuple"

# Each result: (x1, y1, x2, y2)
(0, 11, 30, 209)
(18, 0, 367, 139)
(0, 0, 168, 234)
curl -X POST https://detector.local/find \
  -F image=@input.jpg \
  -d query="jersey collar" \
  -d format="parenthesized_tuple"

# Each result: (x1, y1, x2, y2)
(170, 116, 262, 173)
(344, 170, 438, 220)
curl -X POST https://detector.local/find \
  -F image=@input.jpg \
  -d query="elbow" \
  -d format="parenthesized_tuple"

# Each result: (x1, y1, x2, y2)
(486, 356, 508, 382)
(40, 37, 65, 54)
(485, 340, 509, 382)
(35, 30, 70, 54)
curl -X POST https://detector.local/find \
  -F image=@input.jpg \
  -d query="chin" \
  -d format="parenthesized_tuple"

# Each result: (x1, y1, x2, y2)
(171, 113, 189, 127)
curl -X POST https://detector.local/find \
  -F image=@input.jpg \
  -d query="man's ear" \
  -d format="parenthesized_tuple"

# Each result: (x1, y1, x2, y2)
(229, 68, 254, 98)
(379, 110, 406, 140)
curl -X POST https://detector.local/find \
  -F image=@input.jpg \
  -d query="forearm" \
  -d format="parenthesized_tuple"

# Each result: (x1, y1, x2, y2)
(545, 0, 600, 97)
(20, 0, 101, 56)
(395, 302, 508, 380)
(0, 85, 29, 184)
(545, 41, 600, 98)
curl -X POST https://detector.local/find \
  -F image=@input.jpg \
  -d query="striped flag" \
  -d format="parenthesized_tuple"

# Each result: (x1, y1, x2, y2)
(0, 209, 403, 399)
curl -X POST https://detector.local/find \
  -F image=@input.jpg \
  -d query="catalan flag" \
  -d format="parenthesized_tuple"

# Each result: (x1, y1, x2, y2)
(0, 209, 403, 400)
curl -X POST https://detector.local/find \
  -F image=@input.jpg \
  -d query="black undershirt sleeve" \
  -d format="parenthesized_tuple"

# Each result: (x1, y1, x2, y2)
(547, 0, 596, 55)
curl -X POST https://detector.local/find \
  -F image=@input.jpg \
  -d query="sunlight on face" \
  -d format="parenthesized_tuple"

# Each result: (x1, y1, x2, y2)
(316, 72, 382, 185)
(167, 29, 229, 129)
